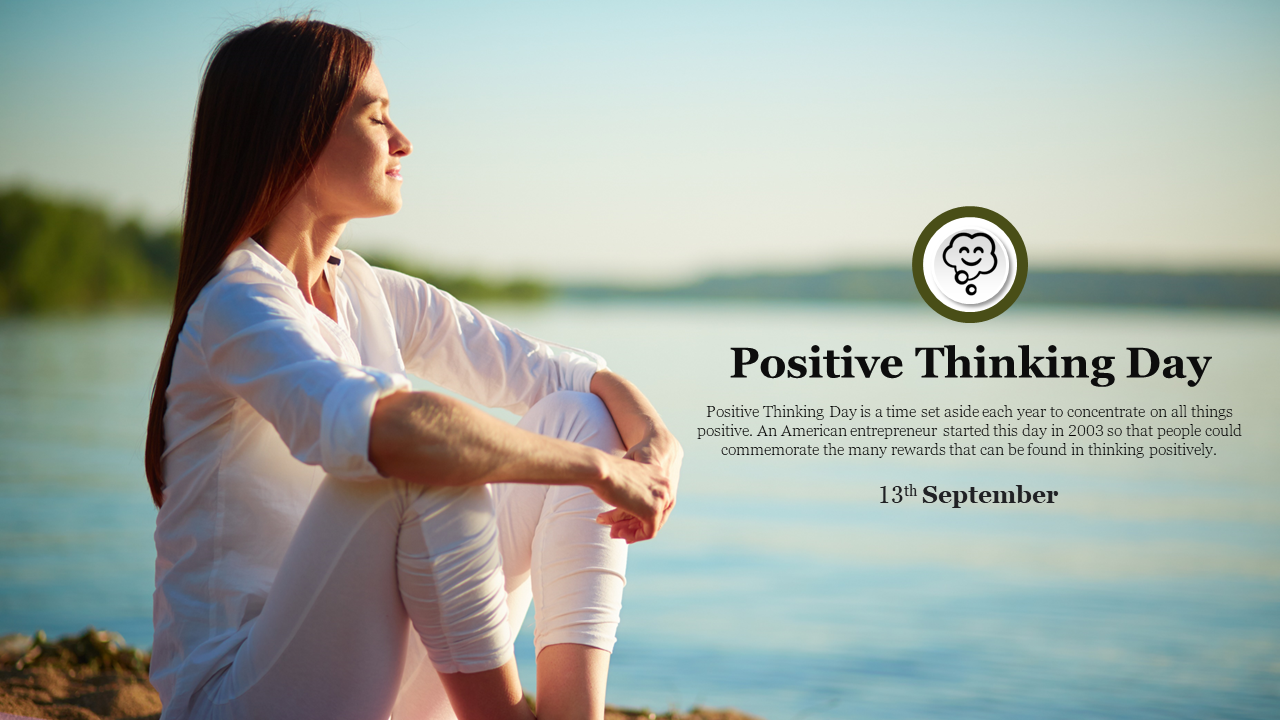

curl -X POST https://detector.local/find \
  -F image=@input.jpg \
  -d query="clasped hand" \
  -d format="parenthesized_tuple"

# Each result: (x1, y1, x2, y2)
(593, 430, 682, 544)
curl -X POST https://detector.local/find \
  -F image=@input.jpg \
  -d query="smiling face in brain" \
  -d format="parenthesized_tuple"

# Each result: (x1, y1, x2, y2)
(942, 232, 998, 287)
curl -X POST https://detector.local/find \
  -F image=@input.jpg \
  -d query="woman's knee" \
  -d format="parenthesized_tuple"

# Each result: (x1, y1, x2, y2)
(521, 390, 609, 427)
(312, 479, 513, 675)
(395, 483, 513, 674)
(518, 391, 623, 453)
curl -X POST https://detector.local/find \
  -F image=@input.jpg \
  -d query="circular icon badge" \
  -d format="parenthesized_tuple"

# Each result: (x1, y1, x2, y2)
(913, 206, 1027, 323)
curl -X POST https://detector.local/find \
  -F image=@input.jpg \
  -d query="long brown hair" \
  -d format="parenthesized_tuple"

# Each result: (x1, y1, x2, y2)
(144, 19, 373, 507)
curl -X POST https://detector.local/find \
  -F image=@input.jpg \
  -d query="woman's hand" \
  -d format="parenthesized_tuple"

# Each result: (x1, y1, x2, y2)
(594, 427, 683, 543)
(593, 449, 676, 543)
(588, 370, 683, 544)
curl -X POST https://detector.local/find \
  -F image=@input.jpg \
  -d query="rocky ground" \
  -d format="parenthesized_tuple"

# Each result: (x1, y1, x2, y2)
(0, 629, 159, 720)
(1, 630, 762, 720)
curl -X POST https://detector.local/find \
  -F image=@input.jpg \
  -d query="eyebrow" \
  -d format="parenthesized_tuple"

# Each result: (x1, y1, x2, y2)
(362, 95, 389, 107)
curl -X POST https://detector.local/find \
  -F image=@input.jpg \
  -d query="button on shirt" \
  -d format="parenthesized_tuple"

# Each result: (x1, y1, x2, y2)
(150, 238, 603, 714)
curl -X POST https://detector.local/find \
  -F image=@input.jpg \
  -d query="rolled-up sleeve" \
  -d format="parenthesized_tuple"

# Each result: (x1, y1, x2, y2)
(372, 266, 605, 415)
(199, 276, 411, 479)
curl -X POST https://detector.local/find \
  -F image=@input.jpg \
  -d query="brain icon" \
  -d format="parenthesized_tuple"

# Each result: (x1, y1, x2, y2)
(941, 232, 998, 296)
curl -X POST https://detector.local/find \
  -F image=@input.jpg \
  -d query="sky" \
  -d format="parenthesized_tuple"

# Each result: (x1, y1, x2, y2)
(1, 0, 1278, 283)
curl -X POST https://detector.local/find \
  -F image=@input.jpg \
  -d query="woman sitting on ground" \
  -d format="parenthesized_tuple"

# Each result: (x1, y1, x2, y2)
(144, 18, 680, 720)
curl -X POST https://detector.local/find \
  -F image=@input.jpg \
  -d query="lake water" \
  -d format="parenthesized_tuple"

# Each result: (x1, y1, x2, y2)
(1, 302, 1277, 719)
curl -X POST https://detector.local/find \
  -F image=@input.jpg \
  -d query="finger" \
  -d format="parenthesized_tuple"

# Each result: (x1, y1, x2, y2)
(614, 517, 645, 540)
(610, 517, 642, 537)
(610, 514, 640, 529)
(647, 498, 673, 538)
(613, 521, 645, 543)
(596, 508, 631, 525)
(651, 511, 666, 537)
(632, 523, 654, 543)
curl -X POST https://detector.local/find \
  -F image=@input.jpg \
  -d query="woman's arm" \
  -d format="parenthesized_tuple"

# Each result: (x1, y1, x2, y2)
(367, 262, 678, 539)
(589, 369, 682, 543)
(368, 389, 674, 539)
(371, 263, 599, 414)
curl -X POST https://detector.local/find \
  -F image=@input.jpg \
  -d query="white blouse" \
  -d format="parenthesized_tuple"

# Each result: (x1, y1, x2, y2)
(150, 238, 603, 712)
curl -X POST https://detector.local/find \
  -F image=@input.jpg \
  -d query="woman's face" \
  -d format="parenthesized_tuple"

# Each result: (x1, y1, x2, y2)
(305, 63, 411, 220)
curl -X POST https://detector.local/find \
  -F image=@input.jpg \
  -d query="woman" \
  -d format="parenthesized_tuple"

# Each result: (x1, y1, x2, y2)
(144, 18, 680, 720)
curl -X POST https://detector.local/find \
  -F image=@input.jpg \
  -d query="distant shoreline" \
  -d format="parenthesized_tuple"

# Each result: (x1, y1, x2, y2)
(563, 268, 1280, 309)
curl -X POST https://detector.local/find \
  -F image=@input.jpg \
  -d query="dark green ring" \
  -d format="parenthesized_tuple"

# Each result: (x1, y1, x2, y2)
(912, 206, 1028, 323)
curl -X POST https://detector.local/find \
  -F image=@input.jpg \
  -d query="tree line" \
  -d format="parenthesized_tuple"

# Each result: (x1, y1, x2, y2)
(0, 188, 179, 313)
(0, 188, 548, 314)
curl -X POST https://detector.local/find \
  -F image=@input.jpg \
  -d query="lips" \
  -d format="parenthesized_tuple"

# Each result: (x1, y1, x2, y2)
(386, 166, 402, 180)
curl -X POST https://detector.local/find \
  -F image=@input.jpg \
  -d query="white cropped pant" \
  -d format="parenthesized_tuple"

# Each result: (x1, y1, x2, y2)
(191, 391, 627, 720)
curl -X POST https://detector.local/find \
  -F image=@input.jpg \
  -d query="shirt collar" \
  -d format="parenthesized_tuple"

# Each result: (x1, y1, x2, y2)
(230, 238, 344, 282)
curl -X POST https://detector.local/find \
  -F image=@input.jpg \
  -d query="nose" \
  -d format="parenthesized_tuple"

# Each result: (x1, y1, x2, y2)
(390, 121, 412, 157)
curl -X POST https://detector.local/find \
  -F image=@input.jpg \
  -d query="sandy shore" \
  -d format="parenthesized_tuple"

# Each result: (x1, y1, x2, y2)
(1, 630, 762, 720)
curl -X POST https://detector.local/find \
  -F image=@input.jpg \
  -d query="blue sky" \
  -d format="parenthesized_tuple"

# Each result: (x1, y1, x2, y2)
(1, 0, 1277, 281)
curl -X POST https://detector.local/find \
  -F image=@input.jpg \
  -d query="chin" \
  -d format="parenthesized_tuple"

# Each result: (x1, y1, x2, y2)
(363, 195, 402, 218)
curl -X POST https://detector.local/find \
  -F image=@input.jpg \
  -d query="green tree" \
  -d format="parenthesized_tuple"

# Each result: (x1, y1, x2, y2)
(0, 188, 178, 313)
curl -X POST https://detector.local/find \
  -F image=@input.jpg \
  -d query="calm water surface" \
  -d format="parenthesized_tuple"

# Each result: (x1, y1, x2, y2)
(1, 302, 1277, 719)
